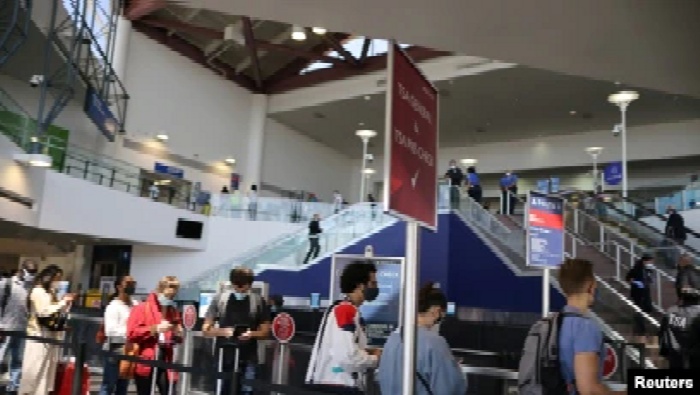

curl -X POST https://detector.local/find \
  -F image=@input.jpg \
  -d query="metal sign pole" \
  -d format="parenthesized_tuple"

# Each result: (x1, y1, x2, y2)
(401, 221, 419, 395)
(178, 330, 194, 395)
(542, 268, 551, 318)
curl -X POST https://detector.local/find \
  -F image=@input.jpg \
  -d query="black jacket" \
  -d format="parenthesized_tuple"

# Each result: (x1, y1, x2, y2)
(677, 266, 700, 299)
(626, 262, 653, 309)
(309, 220, 322, 236)
(666, 213, 687, 241)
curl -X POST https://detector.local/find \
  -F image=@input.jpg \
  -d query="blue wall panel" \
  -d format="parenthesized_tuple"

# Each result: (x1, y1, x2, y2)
(447, 215, 565, 312)
(258, 214, 564, 313)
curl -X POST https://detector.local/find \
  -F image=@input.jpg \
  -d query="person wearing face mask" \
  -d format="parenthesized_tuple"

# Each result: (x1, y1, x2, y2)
(626, 254, 655, 344)
(305, 261, 380, 394)
(0, 261, 36, 394)
(203, 267, 270, 395)
(100, 275, 137, 395)
(126, 276, 182, 395)
(444, 160, 464, 209)
(378, 282, 466, 395)
(19, 265, 74, 395)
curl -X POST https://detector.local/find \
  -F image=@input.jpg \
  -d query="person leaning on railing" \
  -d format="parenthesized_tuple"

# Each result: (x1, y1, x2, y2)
(19, 265, 74, 395)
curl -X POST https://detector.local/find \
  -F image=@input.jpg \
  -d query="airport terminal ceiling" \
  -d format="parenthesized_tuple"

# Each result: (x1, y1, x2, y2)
(269, 66, 700, 158)
(125, 2, 448, 94)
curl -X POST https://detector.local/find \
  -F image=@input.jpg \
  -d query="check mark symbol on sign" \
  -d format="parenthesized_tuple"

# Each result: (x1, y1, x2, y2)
(411, 170, 419, 188)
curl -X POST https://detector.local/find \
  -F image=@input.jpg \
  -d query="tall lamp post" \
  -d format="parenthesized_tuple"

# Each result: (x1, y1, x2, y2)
(356, 129, 377, 202)
(585, 147, 603, 191)
(607, 91, 639, 198)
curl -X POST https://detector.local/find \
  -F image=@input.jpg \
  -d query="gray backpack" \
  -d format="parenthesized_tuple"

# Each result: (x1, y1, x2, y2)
(518, 312, 581, 395)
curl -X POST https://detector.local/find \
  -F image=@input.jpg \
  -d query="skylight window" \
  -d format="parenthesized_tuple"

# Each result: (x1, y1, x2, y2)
(300, 37, 411, 74)
(61, 0, 115, 59)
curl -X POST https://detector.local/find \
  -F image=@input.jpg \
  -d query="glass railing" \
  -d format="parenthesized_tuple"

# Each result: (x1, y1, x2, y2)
(210, 194, 338, 223)
(441, 184, 526, 258)
(188, 203, 398, 290)
(63, 144, 142, 195)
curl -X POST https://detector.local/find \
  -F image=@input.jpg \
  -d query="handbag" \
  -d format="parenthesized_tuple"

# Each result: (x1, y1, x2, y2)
(37, 312, 67, 331)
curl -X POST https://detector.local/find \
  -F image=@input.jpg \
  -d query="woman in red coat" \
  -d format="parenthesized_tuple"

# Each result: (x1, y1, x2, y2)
(126, 276, 182, 395)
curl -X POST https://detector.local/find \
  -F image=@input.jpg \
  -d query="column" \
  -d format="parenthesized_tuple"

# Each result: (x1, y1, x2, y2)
(111, 15, 132, 83)
(245, 94, 268, 190)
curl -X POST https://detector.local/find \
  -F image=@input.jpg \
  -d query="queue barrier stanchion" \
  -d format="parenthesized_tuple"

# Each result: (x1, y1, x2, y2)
(150, 346, 161, 395)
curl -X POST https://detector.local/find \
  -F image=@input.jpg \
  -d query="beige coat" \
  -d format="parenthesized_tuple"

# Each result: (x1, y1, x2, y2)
(19, 287, 68, 395)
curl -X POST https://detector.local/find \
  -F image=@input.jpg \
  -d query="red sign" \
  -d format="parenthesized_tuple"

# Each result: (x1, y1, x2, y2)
(385, 43, 439, 229)
(602, 343, 618, 379)
(272, 312, 296, 343)
(182, 305, 197, 330)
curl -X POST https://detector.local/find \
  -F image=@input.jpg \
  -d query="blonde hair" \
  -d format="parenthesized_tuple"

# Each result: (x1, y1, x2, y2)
(156, 276, 180, 292)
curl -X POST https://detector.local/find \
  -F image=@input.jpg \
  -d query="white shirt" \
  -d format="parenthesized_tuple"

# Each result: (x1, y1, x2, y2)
(104, 299, 135, 339)
(306, 302, 377, 389)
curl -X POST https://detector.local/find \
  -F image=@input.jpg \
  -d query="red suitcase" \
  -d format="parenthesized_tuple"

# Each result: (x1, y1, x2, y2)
(54, 362, 90, 395)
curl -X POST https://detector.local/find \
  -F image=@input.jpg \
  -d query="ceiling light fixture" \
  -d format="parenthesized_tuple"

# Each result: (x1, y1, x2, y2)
(355, 129, 377, 140)
(569, 110, 577, 115)
(312, 27, 327, 35)
(224, 158, 236, 165)
(291, 25, 306, 41)
(363, 168, 376, 175)
(155, 133, 169, 142)
(460, 158, 478, 166)
(608, 91, 639, 106)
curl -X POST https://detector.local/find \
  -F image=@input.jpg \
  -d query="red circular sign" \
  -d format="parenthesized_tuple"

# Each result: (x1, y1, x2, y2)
(602, 343, 618, 379)
(272, 313, 296, 343)
(182, 305, 197, 330)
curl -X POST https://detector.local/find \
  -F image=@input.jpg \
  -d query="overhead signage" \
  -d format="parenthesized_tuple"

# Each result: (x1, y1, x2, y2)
(84, 87, 118, 142)
(154, 162, 184, 179)
(527, 192, 565, 268)
(231, 173, 241, 190)
(549, 177, 560, 193)
(536, 179, 550, 194)
(330, 255, 404, 346)
(604, 161, 623, 186)
(384, 44, 439, 229)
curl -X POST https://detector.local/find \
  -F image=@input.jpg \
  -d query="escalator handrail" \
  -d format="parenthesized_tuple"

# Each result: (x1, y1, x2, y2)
(600, 199, 700, 258)
(620, 196, 700, 239)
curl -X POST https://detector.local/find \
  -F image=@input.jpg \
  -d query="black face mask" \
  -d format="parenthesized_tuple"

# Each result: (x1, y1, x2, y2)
(363, 287, 379, 302)
(124, 286, 136, 295)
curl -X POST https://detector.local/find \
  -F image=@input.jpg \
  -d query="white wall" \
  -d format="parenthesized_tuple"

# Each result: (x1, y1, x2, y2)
(130, 217, 301, 291)
(0, 133, 44, 226)
(122, 31, 253, 174)
(37, 171, 207, 249)
(352, 120, 700, 200)
(0, 73, 230, 192)
(262, 119, 353, 201)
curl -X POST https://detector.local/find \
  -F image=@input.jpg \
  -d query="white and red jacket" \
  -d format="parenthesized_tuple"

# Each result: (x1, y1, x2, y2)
(305, 301, 378, 389)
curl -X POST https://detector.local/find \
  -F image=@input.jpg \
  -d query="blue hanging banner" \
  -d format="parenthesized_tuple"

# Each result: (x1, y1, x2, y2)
(154, 162, 184, 179)
(230, 173, 241, 190)
(527, 192, 566, 268)
(604, 162, 623, 186)
(84, 87, 118, 142)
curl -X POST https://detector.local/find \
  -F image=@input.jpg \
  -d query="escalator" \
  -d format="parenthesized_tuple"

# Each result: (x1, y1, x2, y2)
(185, 204, 397, 291)
(592, 196, 700, 271)
(461, 190, 666, 367)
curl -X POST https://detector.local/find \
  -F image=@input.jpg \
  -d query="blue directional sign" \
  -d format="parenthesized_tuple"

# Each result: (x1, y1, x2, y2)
(527, 192, 566, 268)
(604, 162, 623, 186)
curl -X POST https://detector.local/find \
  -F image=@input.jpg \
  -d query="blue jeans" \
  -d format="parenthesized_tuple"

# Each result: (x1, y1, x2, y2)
(100, 354, 129, 395)
(0, 335, 25, 391)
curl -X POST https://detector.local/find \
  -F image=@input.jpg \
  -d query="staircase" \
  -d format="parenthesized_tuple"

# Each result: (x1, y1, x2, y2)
(0, 0, 31, 68)
(462, 192, 668, 367)
(184, 204, 398, 291)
